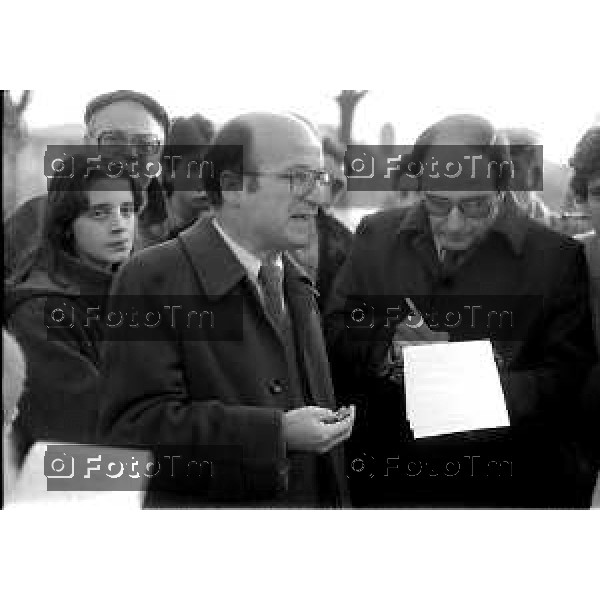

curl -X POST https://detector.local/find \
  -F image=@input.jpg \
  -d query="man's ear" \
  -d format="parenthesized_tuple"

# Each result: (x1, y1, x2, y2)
(220, 170, 243, 207)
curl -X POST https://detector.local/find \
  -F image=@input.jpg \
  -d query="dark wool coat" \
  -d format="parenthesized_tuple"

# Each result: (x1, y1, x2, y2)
(98, 217, 349, 508)
(325, 197, 598, 508)
(6, 251, 114, 455)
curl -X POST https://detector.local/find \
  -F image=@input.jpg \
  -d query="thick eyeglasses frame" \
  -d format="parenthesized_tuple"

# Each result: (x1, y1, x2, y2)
(423, 192, 500, 219)
(96, 130, 162, 155)
(243, 169, 334, 198)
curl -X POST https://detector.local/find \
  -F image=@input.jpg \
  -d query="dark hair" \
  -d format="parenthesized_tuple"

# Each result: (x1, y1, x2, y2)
(395, 114, 512, 192)
(202, 118, 258, 208)
(570, 126, 600, 203)
(167, 114, 215, 148)
(13, 162, 143, 282)
(84, 90, 170, 134)
(163, 114, 215, 197)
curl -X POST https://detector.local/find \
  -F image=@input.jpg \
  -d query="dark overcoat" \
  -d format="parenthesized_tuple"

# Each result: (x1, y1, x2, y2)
(5, 251, 114, 458)
(99, 217, 349, 507)
(325, 197, 598, 507)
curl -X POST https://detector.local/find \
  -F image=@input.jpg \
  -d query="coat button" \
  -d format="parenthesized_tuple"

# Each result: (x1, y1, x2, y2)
(269, 379, 284, 394)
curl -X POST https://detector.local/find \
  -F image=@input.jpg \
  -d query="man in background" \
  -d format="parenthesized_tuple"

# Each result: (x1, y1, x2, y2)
(570, 125, 600, 487)
(291, 134, 354, 311)
(162, 113, 215, 236)
(497, 127, 558, 227)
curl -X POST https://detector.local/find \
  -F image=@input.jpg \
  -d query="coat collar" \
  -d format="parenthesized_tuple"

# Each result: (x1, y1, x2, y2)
(16, 250, 114, 296)
(178, 217, 318, 299)
(396, 192, 528, 257)
(179, 217, 248, 298)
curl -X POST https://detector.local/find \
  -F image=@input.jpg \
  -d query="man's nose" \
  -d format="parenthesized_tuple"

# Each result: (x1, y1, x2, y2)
(445, 205, 466, 230)
(109, 211, 128, 232)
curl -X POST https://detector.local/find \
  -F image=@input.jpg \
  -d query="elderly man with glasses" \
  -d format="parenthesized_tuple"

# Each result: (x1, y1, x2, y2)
(99, 112, 355, 508)
(325, 114, 597, 508)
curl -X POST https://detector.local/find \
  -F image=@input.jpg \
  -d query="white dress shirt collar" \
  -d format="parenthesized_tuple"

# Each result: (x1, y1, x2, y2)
(211, 218, 283, 284)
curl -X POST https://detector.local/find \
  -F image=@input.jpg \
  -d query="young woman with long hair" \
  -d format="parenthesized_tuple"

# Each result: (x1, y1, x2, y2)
(5, 163, 142, 458)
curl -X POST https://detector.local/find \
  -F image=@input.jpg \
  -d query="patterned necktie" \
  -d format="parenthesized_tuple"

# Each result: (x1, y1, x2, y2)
(258, 259, 284, 325)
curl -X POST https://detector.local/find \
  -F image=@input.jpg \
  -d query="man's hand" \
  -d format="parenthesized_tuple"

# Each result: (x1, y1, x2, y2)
(282, 405, 355, 454)
(379, 318, 450, 380)
(392, 319, 449, 354)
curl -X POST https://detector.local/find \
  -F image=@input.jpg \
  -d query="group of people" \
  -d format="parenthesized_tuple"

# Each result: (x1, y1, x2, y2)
(2, 90, 599, 508)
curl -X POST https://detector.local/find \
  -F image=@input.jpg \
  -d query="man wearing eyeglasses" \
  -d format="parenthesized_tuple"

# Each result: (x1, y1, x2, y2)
(99, 112, 355, 507)
(325, 114, 597, 508)
(4, 90, 169, 280)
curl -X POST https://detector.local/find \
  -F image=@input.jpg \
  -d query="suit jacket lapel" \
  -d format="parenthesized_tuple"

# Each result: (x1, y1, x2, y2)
(283, 254, 335, 410)
(178, 217, 247, 299)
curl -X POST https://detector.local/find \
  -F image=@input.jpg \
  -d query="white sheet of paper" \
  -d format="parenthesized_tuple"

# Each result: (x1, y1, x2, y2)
(403, 340, 510, 439)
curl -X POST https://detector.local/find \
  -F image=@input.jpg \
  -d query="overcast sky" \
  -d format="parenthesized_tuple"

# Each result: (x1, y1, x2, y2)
(15, 86, 598, 166)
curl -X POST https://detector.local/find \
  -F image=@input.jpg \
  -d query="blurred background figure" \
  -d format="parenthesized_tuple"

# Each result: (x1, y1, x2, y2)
(569, 127, 600, 500)
(3, 328, 27, 504)
(571, 125, 600, 350)
(84, 91, 170, 250)
(5, 165, 142, 463)
(289, 124, 354, 311)
(163, 114, 215, 236)
(497, 128, 559, 227)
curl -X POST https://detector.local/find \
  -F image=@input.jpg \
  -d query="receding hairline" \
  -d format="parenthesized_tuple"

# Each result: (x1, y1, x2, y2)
(231, 112, 320, 140)
(420, 114, 499, 147)
(232, 112, 322, 168)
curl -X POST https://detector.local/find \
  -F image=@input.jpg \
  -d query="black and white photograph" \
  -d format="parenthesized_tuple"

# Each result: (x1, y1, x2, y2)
(1, 1, 598, 597)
